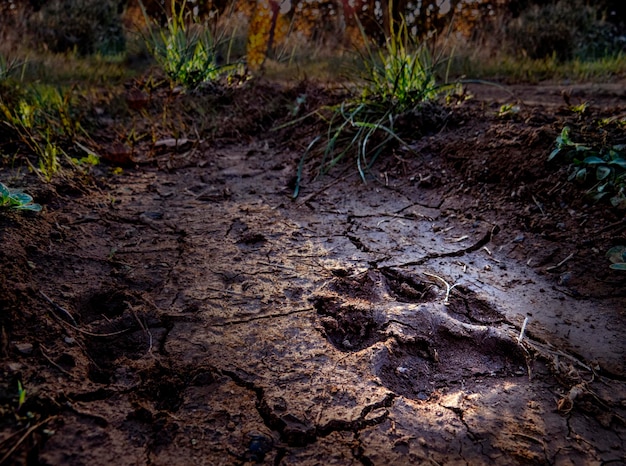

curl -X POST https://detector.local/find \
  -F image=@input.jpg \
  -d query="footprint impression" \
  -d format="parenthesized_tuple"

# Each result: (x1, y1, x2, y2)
(312, 268, 526, 401)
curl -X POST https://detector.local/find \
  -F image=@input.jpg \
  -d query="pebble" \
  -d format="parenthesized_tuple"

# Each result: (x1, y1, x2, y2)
(7, 362, 22, 372)
(14, 342, 33, 355)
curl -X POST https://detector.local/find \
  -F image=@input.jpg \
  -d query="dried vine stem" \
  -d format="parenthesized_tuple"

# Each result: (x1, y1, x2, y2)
(423, 272, 459, 305)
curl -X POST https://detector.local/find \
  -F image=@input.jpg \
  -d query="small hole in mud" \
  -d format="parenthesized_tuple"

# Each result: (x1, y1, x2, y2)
(375, 339, 437, 400)
(80, 289, 133, 324)
(312, 297, 383, 352)
(88, 364, 113, 384)
(380, 268, 436, 303)
(445, 286, 505, 325)
(325, 270, 382, 301)
(139, 366, 185, 412)
(56, 353, 76, 371)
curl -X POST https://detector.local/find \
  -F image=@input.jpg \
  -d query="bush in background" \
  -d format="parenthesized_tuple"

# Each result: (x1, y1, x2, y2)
(505, 0, 624, 61)
(28, 0, 126, 56)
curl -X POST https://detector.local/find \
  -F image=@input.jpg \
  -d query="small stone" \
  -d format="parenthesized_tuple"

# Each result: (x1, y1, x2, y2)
(558, 272, 572, 286)
(7, 362, 22, 372)
(15, 342, 33, 355)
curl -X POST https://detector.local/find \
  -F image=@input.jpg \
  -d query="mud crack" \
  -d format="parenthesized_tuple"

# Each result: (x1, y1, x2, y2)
(386, 224, 500, 268)
(347, 233, 373, 253)
(222, 368, 396, 449)
(352, 431, 375, 466)
(317, 393, 396, 437)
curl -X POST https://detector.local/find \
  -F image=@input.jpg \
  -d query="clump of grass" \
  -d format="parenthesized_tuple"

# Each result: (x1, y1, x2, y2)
(0, 83, 92, 181)
(288, 13, 455, 197)
(141, 0, 243, 89)
(0, 55, 23, 81)
(360, 19, 440, 109)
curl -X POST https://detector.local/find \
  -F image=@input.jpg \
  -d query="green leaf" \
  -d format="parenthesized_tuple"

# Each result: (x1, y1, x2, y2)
(590, 191, 608, 202)
(574, 168, 587, 183)
(606, 246, 626, 263)
(596, 165, 612, 181)
(14, 203, 42, 212)
(609, 263, 626, 270)
(608, 158, 626, 169)
(558, 126, 572, 146)
(10, 192, 33, 204)
(548, 147, 561, 161)
(583, 156, 606, 165)
(610, 193, 626, 209)
(0, 182, 10, 198)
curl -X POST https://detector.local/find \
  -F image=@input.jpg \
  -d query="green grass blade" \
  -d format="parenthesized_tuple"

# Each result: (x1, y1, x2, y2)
(293, 135, 322, 199)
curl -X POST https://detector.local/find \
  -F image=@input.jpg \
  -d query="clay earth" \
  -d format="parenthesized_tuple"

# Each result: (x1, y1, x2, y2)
(1, 79, 625, 465)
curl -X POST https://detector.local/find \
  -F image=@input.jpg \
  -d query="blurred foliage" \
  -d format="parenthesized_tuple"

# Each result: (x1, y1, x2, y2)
(0, 0, 626, 79)
(27, 0, 126, 55)
(0, 0, 624, 76)
(505, 0, 624, 61)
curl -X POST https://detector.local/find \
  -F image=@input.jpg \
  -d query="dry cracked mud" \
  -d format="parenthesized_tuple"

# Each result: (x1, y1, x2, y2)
(1, 82, 625, 465)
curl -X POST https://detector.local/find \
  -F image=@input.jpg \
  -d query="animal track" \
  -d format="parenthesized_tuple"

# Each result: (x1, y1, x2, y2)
(313, 268, 524, 400)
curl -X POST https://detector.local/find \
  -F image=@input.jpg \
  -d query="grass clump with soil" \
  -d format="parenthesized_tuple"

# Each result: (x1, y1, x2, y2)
(0, 79, 97, 181)
(141, 0, 245, 89)
(289, 17, 456, 197)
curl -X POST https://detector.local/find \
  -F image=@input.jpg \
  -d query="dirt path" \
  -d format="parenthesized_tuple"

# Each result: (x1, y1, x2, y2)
(1, 83, 625, 465)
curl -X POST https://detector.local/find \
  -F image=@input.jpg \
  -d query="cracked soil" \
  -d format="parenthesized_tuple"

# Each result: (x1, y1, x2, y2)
(1, 80, 625, 465)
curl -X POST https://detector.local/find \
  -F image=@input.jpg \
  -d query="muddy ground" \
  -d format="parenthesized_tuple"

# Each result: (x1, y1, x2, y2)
(1, 80, 625, 465)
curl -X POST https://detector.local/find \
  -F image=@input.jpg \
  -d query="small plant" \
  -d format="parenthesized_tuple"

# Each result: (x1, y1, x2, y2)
(17, 381, 27, 411)
(0, 85, 85, 180)
(569, 102, 588, 115)
(606, 246, 626, 271)
(549, 126, 626, 208)
(0, 182, 42, 212)
(287, 9, 455, 197)
(497, 103, 520, 118)
(141, 0, 241, 88)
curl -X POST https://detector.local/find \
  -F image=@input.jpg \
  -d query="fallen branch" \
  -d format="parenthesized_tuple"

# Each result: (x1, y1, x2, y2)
(546, 252, 575, 272)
